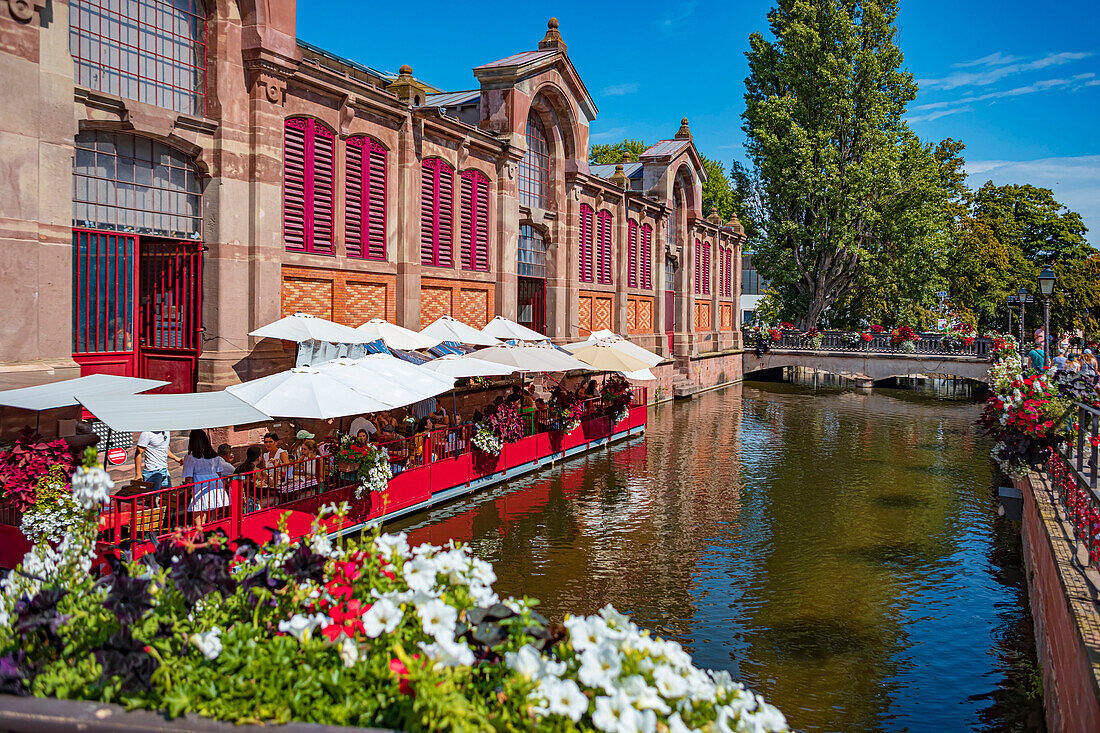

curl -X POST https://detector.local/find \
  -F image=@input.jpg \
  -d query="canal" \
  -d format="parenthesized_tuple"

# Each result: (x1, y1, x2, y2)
(392, 380, 1043, 732)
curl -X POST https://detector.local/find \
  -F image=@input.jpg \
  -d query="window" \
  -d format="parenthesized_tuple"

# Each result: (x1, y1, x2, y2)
(519, 115, 550, 209)
(518, 225, 547, 279)
(723, 248, 733, 297)
(578, 204, 594, 282)
(420, 159, 454, 267)
(345, 136, 386, 260)
(460, 169, 490, 271)
(72, 230, 135, 354)
(702, 242, 711, 295)
(596, 210, 613, 285)
(284, 118, 334, 254)
(70, 0, 207, 116)
(641, 224, 653, 290)
(667, 192, 679, 248)
(73, 130, 201, 237)
(627, 221, 638, 288)
(742, 255, 766, 295)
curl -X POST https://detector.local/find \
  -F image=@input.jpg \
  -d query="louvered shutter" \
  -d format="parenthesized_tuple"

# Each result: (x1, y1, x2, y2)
(627, 221, 638, 288)
(311, 124, 334, 253)
(703, 243, 710, 295)
(345, 138, 364, 256)
(641, 224, 652, 290)
(438, 162, 453, 267)
(579, 205, 593, 282)
(421, 160, 436, 265)
(283, 119, 307, 250)
(476, 175, 489, 270)
(694, 239, 701, 294)
(461, 169, 490, 271)
(596, 210, 613, 284)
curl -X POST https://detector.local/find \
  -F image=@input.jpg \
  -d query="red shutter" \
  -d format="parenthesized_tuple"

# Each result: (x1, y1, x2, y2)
(461, 169, 490, 271)
(579, 204, 593, 282)
(641, 224, 652, 290)
(694, 239, 701, 294)
(311, 124, 334, 254)
(421, 159, 454, 267)
(367, 139, 387, 260)
(438, 162, 453, 267)
(703, 243, 710, 295)
(283, 120, 306, 251)
(596, 210, 613, 284)
(627, 221, 638, 288)
(345, 138, 364, 256)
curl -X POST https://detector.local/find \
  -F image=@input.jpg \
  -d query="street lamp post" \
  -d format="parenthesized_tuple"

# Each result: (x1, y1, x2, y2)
(1038, 267, 1056, 360)
(1018, 286, 1028, 354)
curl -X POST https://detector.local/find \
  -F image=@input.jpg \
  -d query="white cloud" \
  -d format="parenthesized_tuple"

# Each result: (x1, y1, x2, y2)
(590, 127, 629, 142)
(952, 52, 1023, 68)
(966, 156, 1100, 246)
(906, 106, 972, 124)
(601, 83, 639, 97)
(909, 73, 1098, 122)
(658, 0, 697, 27)
(918, 51, 1093, 90)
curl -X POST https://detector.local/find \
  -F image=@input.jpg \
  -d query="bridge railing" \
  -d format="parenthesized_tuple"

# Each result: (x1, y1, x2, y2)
(1048, 403, 1100, 567)
(767, 330, 991, 358)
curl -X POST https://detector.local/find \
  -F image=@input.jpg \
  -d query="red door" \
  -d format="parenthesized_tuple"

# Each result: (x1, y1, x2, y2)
(73, 231, 202, 393)
(517, 277, 546, 335)
(665, 290, 676, 355)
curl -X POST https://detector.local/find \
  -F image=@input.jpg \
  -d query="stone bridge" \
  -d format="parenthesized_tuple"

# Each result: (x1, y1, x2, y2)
(743, 349, 992, 386)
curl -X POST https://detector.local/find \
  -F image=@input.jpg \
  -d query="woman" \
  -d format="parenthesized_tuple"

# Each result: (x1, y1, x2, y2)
(183, 429, 234, 524)
(584, 378, 599, 399)
(260, 431, 289, 495)
(233, 445, 263, 511)
(298, 439, 322, 493)
(412, 417, 434, 466)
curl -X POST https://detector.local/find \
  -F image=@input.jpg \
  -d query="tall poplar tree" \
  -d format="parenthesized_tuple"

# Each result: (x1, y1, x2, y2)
(743, 0, 919, 328)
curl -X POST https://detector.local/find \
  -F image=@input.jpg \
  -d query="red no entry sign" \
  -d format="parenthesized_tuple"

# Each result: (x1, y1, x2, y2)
(106, 447, 127, 466)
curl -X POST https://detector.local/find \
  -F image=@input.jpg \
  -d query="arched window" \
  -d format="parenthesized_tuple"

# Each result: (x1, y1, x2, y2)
(284, 118, 335, 254)
(70, 0, 208, 116)
(421, 159, 454, 267)
(596, 210, 613, 285)
(345, 136, 386, 260)
(460, 169, 490, 271)
(668, 190, 680, 248)
(518, 225, 547, 279)
(578, 204, 594, 283)
(73, 130, 201, 237)
(641, 224, 653, 290)
(627, 221, 638, 288)
(519, 114, 550, 209)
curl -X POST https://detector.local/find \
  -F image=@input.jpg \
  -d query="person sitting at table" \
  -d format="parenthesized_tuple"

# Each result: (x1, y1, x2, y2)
(297, 439, 322, 494)
(233, 445, 263, 511)
(216, 444, 236, 475)
(260, 431, 289, 494)
(584, 378, 599, 399)
(291, 430, 315, 461)
(183, 429, 234, 525)
(356, 428, 370, 446)
(412, 418, 434, 465)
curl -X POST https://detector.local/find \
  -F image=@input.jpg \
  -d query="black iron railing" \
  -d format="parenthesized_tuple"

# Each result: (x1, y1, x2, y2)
(760, 330, 991, 358)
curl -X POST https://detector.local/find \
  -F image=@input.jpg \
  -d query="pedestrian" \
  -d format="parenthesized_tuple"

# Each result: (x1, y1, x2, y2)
(233, 445, 263, 511)
(1027, 343, 1046, 371)
(1052, 350, 1068, 371)
(134, 429, 182, 492)
(182, 429, 233, 524)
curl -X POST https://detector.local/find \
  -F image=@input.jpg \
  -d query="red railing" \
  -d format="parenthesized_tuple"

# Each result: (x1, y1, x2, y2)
(1046, 403, 1100, 567)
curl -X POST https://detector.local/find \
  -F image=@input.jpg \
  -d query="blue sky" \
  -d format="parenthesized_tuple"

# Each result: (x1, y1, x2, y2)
(298, 1, 1099, 244)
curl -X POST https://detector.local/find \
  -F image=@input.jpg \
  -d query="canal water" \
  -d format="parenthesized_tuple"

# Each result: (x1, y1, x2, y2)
(392, 380, 1043, 732)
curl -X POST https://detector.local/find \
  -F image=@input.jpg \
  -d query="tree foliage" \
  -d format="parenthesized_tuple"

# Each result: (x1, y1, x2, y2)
(589, 139, 649, 165)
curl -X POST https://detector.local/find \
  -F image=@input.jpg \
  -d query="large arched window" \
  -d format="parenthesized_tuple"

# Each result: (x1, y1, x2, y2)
(345, 136, 386, 260)
(284, 118, 335, 254)
(70, 0, 208, 116)
(596, 210, 613, 285)
(641, 223, 653, 290)
(460, 169, 490, 271)
(73, 130, 201, 237)
(519, 115, 550, 209)
(667, 189, 680, 248)
(421, 159, 454, 267)
(578, 204, 594, 283)
(518, 225, 547, 279)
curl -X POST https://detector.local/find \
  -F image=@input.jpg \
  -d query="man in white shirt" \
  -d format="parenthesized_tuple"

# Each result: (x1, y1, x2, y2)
(135, 430, 182, 492)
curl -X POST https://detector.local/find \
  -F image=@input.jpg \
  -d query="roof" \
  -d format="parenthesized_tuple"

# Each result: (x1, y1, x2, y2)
(76, 391, 270, 432)
(0, 374, 169, 410)
(589, 162, 644, 179)
(474, 50, 556, 70)
(296, 39, 394, 83)
(427, 90, 480, 107)
(640, 139, 692, 159)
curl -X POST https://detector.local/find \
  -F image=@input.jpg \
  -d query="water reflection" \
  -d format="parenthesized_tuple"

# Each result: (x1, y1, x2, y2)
(391, 381, 1041, 732)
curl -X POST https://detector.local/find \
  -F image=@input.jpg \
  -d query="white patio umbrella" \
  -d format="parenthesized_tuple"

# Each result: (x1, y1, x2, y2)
(226, 367, 392, 419)
(473, 342, 592, 373)
(567, 340, 654, 373)
(564, 334, 663, 368)
(420, 354, 517, 378)
(250, 313, 369, 344)
(420, 315, 501, 346)
(357, 318, 442, 350)
(315, 356, 455, 409)
(480, 316, 548, 342)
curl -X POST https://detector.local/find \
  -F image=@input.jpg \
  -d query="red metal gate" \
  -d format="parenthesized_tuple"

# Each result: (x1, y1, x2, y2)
(518, 277, 546, 335)
(73, 230, 202, 393)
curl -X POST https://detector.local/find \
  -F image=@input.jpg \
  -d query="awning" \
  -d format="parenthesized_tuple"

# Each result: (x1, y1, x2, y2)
(76, 391, 270, 432)
(0, 374, 169, 411)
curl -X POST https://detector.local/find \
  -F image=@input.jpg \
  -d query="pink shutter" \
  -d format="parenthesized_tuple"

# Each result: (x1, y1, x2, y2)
(579, 204, 593, 282)
(703, 243, 710, 295)
(311, 124, 334, 254)
(461, 169, 489, 271)
(345, 137, 364, 257)
(438, 161, 453, 267)
(421, 160, 436, 265)
(694, 239, 701, 293)
(367, 140, 387, 260)
(283, 119, 307, 251)
(627, 221, 638, 288)
(476, 175, 489, 270)
(596, 210, 613, 284)
(460, 172, 474, 269)
(642, 224, 652, 290)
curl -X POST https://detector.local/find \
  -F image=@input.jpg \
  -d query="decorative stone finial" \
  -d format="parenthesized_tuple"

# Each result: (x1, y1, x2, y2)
(675, 117, 692, 140)
(622, 151, 632, 164)
(387, 64, 419, 105)
(539, 17, 567, 53)
(727, 212, 745, 236)
(610, 163, 629, 190)
(708, 207, 722, 224)
(399, 64, 412, 75)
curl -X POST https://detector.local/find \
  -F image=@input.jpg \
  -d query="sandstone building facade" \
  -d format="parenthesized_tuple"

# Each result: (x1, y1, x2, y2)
(0, 0, 745, 394)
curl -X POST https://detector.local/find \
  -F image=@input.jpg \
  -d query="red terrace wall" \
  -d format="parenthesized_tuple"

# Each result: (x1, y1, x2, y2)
(281, 265, 397, 326)
(420, 278, 494, 329)
(1017, 473, 1100, 733)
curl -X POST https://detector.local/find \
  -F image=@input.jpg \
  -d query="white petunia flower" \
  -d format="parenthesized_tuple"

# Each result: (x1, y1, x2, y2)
(403, 557, 439, 593)
(654, 664, 690, 699)
(278, 612, 330, 642)
(578, 642, 622, 691)
(362, 598, 403, 638)
(592, 691, 642, 733)
(189, 627, 222, 660)
(375, 532, 410, 560)
(417, 598, 457, 639)
(667, 712, 699, 733)
(418, 636, 475, 668)
(338, 635, 359, 667)
(69, 466, 114, 509)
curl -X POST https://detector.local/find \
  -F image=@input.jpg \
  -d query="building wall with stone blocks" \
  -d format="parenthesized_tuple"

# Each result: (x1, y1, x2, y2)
(0, 2, 746, 395)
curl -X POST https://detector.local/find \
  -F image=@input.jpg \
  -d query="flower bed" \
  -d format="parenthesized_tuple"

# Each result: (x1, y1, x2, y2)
(0, 459, 788, 732)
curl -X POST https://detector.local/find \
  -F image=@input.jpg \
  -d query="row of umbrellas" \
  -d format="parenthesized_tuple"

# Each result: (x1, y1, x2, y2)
(250, 314, 544, 351)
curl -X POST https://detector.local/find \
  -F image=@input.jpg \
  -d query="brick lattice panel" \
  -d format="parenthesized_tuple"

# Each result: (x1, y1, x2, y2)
(694, 301, 712, 331)
(281, 266, 396, 326)
(627, 296, 653, 334)
(458, 288, 491, 327)
(282, 276, 334, 320)
(578, 290, 614, 335)
(420, 277, 494, 329)
(720, 303, 733, 331)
